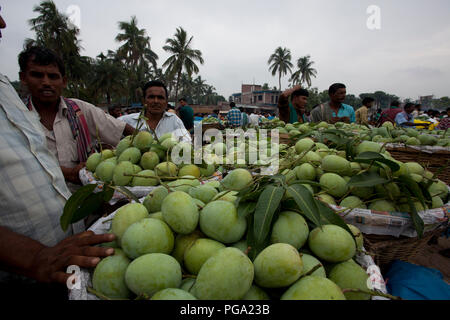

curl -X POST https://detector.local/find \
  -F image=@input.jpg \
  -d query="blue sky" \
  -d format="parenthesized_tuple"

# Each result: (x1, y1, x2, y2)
(1, 0, 450, 101)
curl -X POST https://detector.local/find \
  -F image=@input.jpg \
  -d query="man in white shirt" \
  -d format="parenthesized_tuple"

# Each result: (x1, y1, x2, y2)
(119, 80, 192, 143)
(249, 112, 260, 126)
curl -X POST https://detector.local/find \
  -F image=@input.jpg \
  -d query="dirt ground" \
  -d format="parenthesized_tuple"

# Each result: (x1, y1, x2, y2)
(410, 236, 450, 284)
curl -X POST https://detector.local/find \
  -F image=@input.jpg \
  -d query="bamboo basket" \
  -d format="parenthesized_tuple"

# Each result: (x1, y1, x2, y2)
(363, 224, 448, 271)
(386, 146, 450, 184)
(201, 122, 224, 133)
(386, 146, 450, 167)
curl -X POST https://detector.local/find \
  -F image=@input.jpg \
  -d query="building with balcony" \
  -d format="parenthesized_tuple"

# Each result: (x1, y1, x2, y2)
(230, 84, 281, 114)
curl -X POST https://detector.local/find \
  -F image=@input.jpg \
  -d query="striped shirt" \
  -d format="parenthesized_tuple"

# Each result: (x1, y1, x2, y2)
(0, 73, 85, 248)
(227, 108, 242, 127)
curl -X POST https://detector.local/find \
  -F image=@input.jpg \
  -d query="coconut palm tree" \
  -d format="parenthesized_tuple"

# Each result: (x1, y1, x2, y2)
(90, 53, 127, 105)
(163, 27, 204, 102)
(193, 76, 208, 104)
(116, 16, 158, 102)
(268, 47, 293, 92)
(116, 16, 158, 69)
(290, 55, 317, 88)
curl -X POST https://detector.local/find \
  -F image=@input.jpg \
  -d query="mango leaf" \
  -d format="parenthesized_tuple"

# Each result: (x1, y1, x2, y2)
(280, 199, 301, 212)
(288, 132, 314, 141)
(396, 175, 427, 209)
(348, 172, 389, 188)
(252, 185, 284, 257)
(114, 186, 141, 203)
(315, 201, 357, 246)
(289, 180, 322, 188)
(268, 174, 287, 184)
(354, 152, 400, 172)
(285, 184, 322, 228)
(102, 185, 115, 202)
(322, 133, 348, 147)
(71, 191, 105, 223)
(400, 186, 424, 238)
(322, 129, 355, 137)
(61, 184, 98, 231)
(345, 139, 357, 161)
(238, 202, 257, 220)
(246, 212, 257, 260)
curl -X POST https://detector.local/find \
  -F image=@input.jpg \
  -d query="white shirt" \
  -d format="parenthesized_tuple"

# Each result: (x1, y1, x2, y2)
(119, 112, 192, 143)
(249, 113, 260, 125)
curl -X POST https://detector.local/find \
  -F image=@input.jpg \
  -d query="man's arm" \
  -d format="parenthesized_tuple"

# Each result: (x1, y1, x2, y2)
(0, 226, 115, 284)
(310, 106, 322, 123)
(74, 100, 127, 147)
(277, 85, 302, 123)
(123, 123, 135, 136)
(61, 162, 85, 184)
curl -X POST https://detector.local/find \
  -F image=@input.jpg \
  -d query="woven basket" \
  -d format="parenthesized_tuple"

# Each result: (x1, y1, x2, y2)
(427, 166, 450, 185)
(386, 146, 450, 167)
(363, 224, 448, 270)
(201, 122, 224, 133)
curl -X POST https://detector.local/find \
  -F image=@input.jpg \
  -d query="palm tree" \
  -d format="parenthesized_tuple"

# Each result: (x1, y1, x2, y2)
(116, 16, 159, 102)
(193, 76, 208, 104)
(268, 47, 293, 92)
(290, 55, 317, 88)
(116, 16, 158, 69)
(163, 27, 204, 102)
(90, 53, 127, 105)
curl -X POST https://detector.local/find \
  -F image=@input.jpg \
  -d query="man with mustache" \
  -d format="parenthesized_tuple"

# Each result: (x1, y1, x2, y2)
(310, 83, 356, 124)
(119, 80, 192, 143)
(18, 46, 135, 187)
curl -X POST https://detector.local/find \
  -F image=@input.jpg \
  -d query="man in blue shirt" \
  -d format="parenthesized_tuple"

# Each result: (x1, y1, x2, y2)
(395, 103, 429, 128)
(310, 83, 356, 124)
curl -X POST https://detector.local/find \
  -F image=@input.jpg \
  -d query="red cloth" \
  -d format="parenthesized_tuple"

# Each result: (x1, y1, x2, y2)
(379, 108, 402, 125)
(437, 117, 450, 130)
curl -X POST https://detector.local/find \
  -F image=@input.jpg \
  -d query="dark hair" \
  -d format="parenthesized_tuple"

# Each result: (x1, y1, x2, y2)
(18, 46, 66, 76)
(415, 104, 421, 108)
(391, 100, 401, 107)
(292, 88, 309, 98)
(362, 97, 375, 106)
(447, 107, 450, 112)
(328, 83, 346, 95)
(142, 80, 168, 100)
(404, 103, 415, 110)
(230, 102, 236, 108)
(179, 98, 186, 102)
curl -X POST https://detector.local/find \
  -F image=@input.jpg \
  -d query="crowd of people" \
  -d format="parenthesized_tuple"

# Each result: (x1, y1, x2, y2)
(277, 84, 449, 130)
(0, 10, 449, 301)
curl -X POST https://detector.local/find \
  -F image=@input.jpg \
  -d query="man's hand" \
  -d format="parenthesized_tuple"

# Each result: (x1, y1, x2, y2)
(281, 85, 302, 99)
(330, 116, 350, 124)
(30, 231, 116, 285)
(123, 124, 136, 137)
(340, 116, 350, 123)
(62, 162, 85, 184)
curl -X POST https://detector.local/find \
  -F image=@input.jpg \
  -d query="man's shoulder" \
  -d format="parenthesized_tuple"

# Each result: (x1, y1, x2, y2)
(342, 104, 355, 112)
(118, 112, 140, 121)
(311, 104, 323, 113)
(65, 98, 96, 110)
